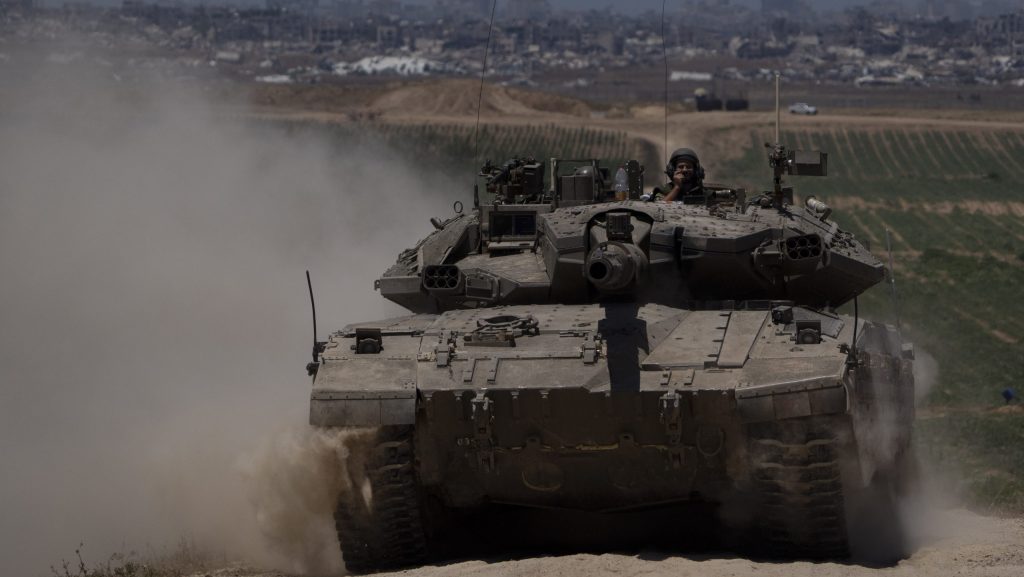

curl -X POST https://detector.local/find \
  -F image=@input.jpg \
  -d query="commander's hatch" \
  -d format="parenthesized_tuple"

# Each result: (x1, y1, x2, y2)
(552, 158, 644, 207)
(553, 158, 604, 208)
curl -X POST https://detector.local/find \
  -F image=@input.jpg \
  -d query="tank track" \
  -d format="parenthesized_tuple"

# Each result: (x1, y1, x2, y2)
(748, 418, 850, 559)
(334, 426, 427, 574)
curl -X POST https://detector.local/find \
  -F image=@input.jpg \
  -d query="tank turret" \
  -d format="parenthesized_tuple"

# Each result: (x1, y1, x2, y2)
(377, 152, 883, 312)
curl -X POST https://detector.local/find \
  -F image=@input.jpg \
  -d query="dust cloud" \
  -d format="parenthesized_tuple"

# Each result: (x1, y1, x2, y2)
(844, 342, 958, 565)
(912, 347, 939, 404)
(0, 62, 464, 575)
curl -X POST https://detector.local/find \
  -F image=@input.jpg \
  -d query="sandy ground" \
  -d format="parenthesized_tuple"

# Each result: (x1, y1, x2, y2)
(193, 509, 1023, 577)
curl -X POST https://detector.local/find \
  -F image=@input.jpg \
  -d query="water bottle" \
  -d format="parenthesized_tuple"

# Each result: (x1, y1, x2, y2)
(614, 166, 628, 201)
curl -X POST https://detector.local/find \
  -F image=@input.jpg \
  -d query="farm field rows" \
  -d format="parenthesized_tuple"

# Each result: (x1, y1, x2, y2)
(274, 120, 660, 178)
(722, 126, 1024, 511)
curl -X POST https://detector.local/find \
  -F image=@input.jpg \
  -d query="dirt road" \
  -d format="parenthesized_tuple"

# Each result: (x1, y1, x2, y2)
(242, 79, 1024, 165)
(199, 509, 1022, 577)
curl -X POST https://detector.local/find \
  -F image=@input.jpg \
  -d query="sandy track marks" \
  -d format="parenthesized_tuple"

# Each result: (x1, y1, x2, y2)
(875, 217, 913, 252)
(981, 214, 1024, 243)
(837, 127, 865, 180)
(908, 129, 946, 176)
(982, 131, 1024, 177)
(848, 212, 883, 248)
(860, 128, 892, 178)
(932, 130, 972, 175)
(952, 306, 1020, 344)
(826, 197, 1024, 217)
(876, 128, 908, 177)
(888, 130, 925, 177)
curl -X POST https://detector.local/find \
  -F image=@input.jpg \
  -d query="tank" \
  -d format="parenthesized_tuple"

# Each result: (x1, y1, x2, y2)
(305, 145, 916, 573)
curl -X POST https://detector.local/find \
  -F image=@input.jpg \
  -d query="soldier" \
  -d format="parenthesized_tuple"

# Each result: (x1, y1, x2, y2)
(658, 148, 706, 203)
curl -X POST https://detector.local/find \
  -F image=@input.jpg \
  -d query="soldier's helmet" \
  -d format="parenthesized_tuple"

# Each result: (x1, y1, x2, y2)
(665, 148, 705, 182)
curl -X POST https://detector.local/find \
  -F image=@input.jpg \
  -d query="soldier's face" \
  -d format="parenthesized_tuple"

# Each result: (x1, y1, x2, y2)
(675, 160, 695, 180)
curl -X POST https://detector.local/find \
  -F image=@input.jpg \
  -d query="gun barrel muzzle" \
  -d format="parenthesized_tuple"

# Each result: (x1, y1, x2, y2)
(585, 242, 648, 292)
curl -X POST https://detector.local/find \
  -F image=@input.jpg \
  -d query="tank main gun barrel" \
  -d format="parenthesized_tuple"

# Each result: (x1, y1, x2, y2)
(585, 242, 648, 293)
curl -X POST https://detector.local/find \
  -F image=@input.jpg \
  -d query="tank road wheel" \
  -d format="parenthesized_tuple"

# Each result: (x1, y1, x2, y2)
(747, 418, 850, 559)
(334, 426, 427, 574)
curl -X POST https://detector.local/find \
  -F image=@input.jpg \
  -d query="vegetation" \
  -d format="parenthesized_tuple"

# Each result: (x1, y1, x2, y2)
(270, 120, 661, 182)
(918, 411, 1024, 513)
(722, 126, 1024, 513)
(50, 541, 212, 577)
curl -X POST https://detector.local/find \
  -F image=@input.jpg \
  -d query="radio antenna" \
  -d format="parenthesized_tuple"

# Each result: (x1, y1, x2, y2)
(306, 270, 319, 364)
(661, 0, 669, 159)
(849, 295, 859, 365)
(774, 71, 781, 145)
(472, 0, 498, 171)
(885, 229, 903, 337)
(766, 72, 787, 208)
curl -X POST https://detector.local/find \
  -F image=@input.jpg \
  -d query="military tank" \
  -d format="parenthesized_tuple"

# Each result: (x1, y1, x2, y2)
(305, 143, 916, 573)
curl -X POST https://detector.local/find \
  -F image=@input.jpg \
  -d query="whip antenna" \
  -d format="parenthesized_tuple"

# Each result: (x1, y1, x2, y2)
(661, 0, 669, 159)
(774, 71, 781, 145)
(472, 0, 498, 170)
(306, 270, 319, 364)
(885, 229, 903, 337)
(849, 296, 859, 365)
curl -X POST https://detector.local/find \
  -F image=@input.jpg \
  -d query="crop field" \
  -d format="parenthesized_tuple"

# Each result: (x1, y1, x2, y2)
(723, 126, 1024, 511)
(275, 120, 661, 178)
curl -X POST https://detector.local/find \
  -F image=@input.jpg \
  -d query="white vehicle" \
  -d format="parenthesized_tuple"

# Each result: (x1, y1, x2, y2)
(788, 102, 818, 115)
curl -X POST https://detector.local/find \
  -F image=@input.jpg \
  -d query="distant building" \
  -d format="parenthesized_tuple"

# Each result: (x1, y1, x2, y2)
(377, 24, 400, 47)
(980, 11, 1024, 37)
(976, 11, 1024, 54)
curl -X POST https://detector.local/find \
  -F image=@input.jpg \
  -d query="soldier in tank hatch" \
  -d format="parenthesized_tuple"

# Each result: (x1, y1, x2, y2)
(656, 148, 706, 203)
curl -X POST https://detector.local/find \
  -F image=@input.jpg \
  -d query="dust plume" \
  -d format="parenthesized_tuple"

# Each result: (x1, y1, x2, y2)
(0, 59, 465, 575)
(844, 342, 960, 565)
(912, 347, 939, 404)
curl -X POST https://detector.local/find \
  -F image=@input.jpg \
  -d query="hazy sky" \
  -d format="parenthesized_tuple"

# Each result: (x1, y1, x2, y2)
(553, 0, 836, 10)
(439, 0, 885, 13)
(419, 0, 878, 12)
(39, 0, 892, 13)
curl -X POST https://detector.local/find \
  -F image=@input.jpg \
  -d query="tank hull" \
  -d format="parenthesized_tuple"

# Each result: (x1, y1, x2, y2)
(413, 385, 749, 511)
(311, 302, 914, 571)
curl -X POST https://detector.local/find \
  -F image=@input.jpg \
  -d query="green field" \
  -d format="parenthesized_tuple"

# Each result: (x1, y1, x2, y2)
(292, 118, 1024, 513)
(721, 127, 1024, 402)
(273, 120, 661, 179)
(722, 126, 1024, 512)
